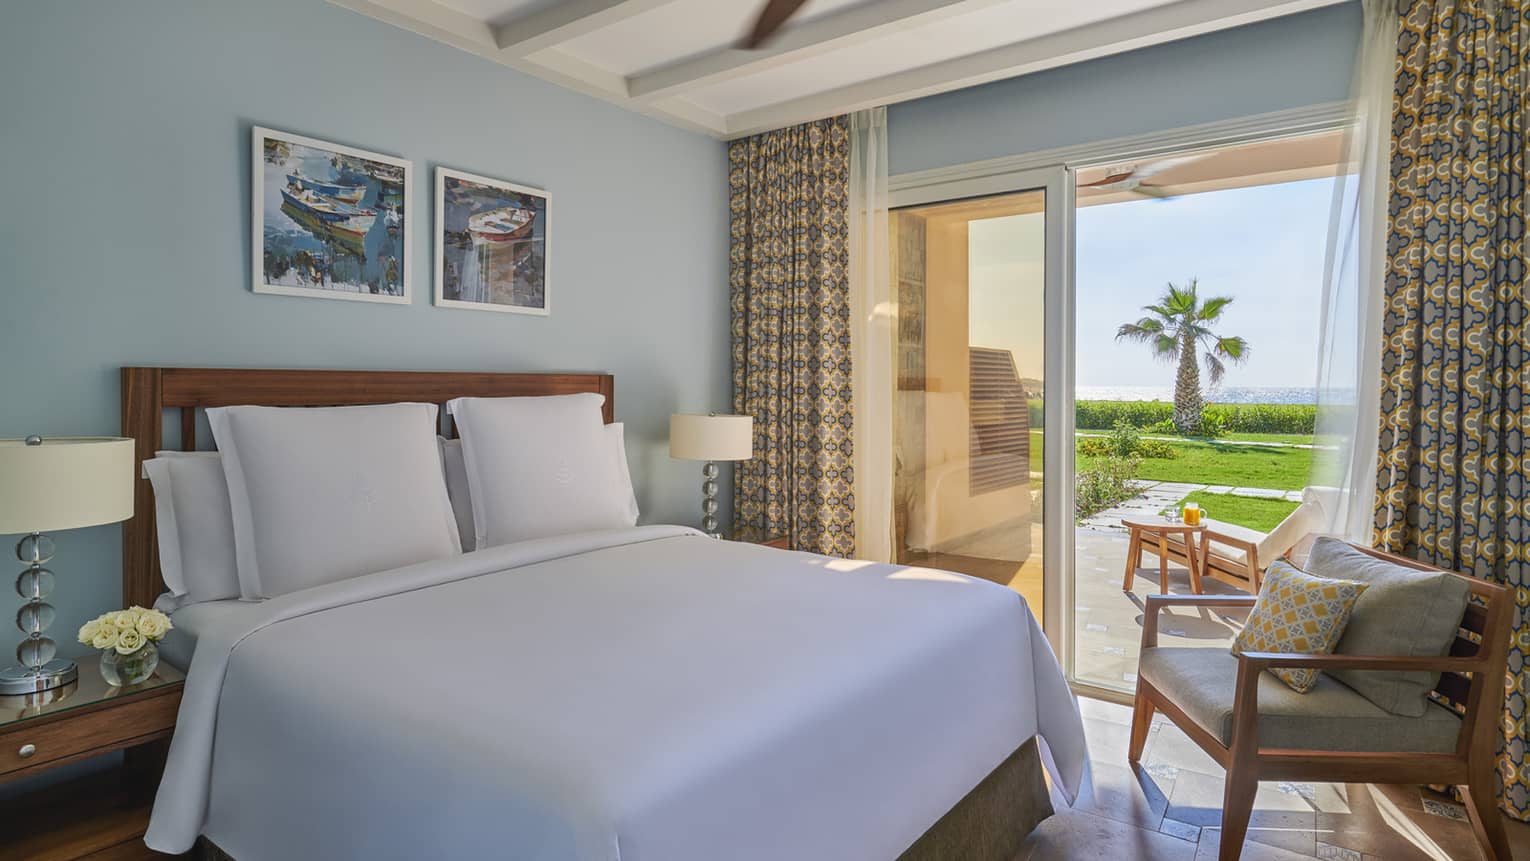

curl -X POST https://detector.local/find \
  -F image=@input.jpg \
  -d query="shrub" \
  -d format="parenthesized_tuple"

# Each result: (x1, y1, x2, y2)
(1077, 437, 1111, 457)
(1075, 456, 1140, 520)
(1134, 439, 1178, 459)
(1074, 400, 1316, 435)
(1196, 412, 1227, 438)
(1078, 422, 1177, 459)
(1075, 400, 1174, 430)
(1107, 420, 1140, 457)
(1203, 403, 1315, 435)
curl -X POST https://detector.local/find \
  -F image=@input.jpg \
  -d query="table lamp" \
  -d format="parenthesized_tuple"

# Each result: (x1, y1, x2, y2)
(0, 436, 135, 695)
(669, 414, 753, 539)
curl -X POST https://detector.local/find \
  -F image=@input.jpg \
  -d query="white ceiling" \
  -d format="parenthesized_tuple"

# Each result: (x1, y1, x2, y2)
(330, 0, 1348, 139)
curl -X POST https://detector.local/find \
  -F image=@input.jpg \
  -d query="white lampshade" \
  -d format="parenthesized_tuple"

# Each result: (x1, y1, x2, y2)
(669, 414, 753, 462)
(0, 437, 136, 534)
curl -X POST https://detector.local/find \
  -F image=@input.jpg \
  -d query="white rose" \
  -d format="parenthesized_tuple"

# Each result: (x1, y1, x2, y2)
(92, 628, 119, 651)
(78, 619, 101, 645)
(110, 610, 137, 631)
(115, 629, 145, 655)
(137, 611, 171, 640)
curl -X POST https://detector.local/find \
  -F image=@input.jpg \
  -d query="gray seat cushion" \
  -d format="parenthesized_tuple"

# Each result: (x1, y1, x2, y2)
(1307, 538, 1471, 716)
(1139, 646, 1462, 753)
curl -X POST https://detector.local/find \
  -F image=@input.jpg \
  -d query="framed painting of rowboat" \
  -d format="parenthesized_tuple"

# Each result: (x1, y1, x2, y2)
(434, 167, 550, 315)
(252, 126, 412, 304)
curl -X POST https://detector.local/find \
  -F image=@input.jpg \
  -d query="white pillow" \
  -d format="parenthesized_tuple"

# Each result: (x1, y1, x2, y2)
(438, 437, 477, 553)
(141, 452, 241, 604)
(606, 423, 641, 525)
(208, 403, 462, 599)
(438, 424, 638, 552)
(447, 394, 637, 547)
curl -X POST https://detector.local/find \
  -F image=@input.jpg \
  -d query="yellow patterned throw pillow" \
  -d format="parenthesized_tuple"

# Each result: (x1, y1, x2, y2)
(1231, 559, 1368, 693)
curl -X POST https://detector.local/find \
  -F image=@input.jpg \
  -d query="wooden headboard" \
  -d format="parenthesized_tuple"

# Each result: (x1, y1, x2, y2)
(120, 366, 615, 609)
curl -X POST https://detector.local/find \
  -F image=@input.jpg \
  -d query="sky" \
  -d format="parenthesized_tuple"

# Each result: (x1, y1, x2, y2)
(964, 176, 1334, 394)
(1074, 177, 1333, 390)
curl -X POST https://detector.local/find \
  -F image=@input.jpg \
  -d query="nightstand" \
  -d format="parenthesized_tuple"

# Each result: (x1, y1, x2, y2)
(1, 656, 185, 860)
(737, 535, 789, 550)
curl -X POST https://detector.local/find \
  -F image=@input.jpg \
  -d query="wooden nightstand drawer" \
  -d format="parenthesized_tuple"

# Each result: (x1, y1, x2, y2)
(0, 689, 180, 779)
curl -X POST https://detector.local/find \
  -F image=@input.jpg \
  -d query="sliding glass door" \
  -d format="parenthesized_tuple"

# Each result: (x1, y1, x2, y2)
(889, 168, 1072, 653)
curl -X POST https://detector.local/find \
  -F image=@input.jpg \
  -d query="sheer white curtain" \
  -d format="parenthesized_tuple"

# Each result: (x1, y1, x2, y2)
(849, 107, 894, 562)
(1311, 0, 1394, 541)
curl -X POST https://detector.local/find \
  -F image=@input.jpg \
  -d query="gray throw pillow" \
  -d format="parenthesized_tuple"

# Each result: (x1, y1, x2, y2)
(1307, 537, 1470, 716)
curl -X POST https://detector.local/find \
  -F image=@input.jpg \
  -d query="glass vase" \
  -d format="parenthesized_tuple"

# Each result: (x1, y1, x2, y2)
(100, 641, 158, 686)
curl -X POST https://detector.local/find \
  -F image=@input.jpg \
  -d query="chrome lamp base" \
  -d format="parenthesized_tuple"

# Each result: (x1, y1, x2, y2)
(0, 659, 77, 696)
(2, 531, 74, 696)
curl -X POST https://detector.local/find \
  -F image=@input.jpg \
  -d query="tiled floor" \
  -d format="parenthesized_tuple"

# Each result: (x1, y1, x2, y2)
(1019, 696, 1530, 860)
(1073, 525, 1250, 693)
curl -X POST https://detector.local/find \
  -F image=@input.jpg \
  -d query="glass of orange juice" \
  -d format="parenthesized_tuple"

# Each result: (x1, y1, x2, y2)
(1183, 502, 1202, 525)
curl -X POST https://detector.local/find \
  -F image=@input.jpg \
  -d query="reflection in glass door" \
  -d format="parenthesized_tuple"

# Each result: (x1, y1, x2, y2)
(890, 190, 1051, 617)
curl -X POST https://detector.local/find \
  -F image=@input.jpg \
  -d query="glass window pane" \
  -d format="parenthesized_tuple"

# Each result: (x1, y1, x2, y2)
(891, 191, 1046, 614)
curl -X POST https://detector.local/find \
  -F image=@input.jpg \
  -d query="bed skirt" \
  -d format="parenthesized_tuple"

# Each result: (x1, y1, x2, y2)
(194, 737, 1051, 861)
(897, 736, 1051, 861)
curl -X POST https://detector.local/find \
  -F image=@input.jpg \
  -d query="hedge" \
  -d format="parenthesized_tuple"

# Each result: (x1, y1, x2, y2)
(1027, 399, 1316, 435)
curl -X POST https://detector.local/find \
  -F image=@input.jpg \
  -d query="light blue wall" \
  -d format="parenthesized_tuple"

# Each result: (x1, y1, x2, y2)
(0, 1, 728, 641)
(888, 2, 1362, 175)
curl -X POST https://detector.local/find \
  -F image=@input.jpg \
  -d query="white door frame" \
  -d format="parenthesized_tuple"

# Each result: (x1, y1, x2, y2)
(887, 100, 1354, 701)
(889, 166, 1076, 671)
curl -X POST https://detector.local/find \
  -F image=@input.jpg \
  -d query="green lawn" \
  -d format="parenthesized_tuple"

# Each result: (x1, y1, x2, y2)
(1030, 430, 1310, 490)
(1077, 438, 1312, 490)
(1177, 491, 1299, 532)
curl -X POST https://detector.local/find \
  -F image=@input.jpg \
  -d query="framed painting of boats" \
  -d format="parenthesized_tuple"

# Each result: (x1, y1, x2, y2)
(434, 167, 549, 315)
(252, 126, 412, 304)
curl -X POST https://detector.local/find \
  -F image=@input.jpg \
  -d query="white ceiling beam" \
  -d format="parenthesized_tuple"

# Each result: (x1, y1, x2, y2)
(524, 48, 631, 98)
(493, 0, 679, 57)
(328, 0, 498, 57)
(628, 0, 1007, 102)
(723, 0, 1348, 138)
(327, 0, 727, 137)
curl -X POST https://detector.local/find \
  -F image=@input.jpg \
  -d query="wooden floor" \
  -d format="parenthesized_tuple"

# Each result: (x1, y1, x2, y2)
(1021, 697, 1530, 860)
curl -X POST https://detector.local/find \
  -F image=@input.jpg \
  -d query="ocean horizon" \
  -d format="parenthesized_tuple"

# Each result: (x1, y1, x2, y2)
(1075, 385, 1318, 405)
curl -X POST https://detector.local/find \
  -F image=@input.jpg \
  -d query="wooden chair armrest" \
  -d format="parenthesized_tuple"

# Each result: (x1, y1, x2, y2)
(1201, 528, 1259, 553)
(1236, 651, 1486, 673)
(1141, 594, 1258, 647)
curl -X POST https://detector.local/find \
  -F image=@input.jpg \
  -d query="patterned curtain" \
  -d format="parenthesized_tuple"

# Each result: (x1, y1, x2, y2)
(1375, 0, 1530, 817)
(729, 117, 855, 556)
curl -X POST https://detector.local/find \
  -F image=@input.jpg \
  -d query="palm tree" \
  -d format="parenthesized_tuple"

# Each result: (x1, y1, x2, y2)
(1116, 279, 1249, 434)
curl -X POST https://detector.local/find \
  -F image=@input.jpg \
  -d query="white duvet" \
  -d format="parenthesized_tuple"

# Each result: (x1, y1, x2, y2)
(146, 526, 1086, 860)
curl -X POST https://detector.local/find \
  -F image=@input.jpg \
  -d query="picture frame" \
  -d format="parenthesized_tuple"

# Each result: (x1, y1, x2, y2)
(433, 166, 550, 316)
(252, 126, 413, 304)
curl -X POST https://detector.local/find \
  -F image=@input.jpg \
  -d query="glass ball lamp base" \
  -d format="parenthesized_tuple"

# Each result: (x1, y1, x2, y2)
(0, 659, 77, 695)
(701, 461, 721, 539)
(2, 528, 76, 695)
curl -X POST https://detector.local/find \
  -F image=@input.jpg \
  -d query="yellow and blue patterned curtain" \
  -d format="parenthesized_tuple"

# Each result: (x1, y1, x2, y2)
(1375, 0, 1530, 816)
(729, 117, 855, 556)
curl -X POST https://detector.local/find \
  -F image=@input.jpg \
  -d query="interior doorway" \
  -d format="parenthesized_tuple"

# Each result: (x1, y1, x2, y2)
(890, 189, 1051, 614)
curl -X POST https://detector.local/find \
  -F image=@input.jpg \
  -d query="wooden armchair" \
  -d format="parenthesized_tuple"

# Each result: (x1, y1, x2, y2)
(1128, 544, 1513, 861)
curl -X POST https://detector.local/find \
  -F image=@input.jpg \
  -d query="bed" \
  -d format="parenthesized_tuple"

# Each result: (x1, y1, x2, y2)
(120, 367, 1086, 861)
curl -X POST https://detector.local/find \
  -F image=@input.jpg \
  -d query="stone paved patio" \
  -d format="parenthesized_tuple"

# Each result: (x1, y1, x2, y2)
(1072, 524, 1251, 693)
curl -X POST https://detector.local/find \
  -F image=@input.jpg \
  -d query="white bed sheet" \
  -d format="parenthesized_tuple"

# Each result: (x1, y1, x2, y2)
(147, 526, 1087, 859)
(151, 595, 257, 671)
